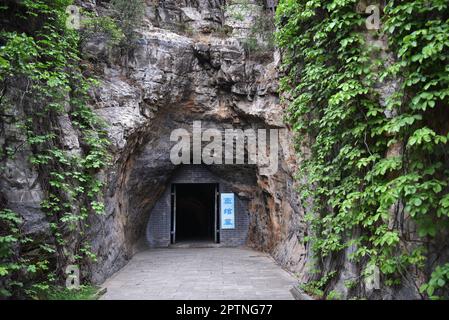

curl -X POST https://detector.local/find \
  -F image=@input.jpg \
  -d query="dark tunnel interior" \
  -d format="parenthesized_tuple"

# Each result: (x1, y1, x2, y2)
(174, 183, 216, 242)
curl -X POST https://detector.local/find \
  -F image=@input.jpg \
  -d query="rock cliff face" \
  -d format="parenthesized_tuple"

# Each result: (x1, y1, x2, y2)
(87, 0, 309, 283)
(4, 1, 443, 300)
(0, 0, 308, 284)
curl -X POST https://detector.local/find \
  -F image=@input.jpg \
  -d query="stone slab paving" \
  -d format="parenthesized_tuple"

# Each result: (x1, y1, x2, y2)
(100, 247, 297, 300)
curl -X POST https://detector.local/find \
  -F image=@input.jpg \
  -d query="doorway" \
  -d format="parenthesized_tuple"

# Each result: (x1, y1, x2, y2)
(171, 183, 219, 244)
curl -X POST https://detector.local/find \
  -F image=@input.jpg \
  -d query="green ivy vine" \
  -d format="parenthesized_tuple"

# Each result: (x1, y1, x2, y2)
(0, 0, 110, 298)
(276, 0, 449, 299)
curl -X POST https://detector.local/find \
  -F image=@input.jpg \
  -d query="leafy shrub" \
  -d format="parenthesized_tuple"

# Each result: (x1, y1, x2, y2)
(276, 0, 449, 298)
(420, 263, 449, 300)
(81, 12, 124, 52)
(0, 0, 110, 299)
(110, 0, 145, 48)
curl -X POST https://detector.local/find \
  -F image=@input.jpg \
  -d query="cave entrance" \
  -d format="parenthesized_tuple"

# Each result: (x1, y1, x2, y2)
(171, 183, 219, 244)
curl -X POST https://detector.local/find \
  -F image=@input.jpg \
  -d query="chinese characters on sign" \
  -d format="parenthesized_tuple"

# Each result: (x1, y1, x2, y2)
(220, 193, 235, 229)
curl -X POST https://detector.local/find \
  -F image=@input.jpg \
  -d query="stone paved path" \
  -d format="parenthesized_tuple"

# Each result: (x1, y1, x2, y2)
(100, 247, 297, 300)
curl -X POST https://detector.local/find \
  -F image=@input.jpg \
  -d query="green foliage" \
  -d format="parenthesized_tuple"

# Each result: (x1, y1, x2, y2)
(44, 285, 99, 300)
(225, 0, 252, 19)
(327, 289, 343, 300)
(0, 209, 42, 298)
(81, 12, 124, 52)
(243, 12, 276, 59)
(110, 0, 145, 48)
(0, 0, 110, 298)
(300, 270, 337, 299)
(420, 263, 449, 300)
(225, 1, 275, 59)
(77, 1, 144, 54)
(276, 0, 449, 299)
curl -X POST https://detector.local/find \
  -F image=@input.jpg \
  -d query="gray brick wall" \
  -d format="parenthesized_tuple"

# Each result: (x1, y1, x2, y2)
(146, 187, 171, 247)
(146, 165, 249, 247)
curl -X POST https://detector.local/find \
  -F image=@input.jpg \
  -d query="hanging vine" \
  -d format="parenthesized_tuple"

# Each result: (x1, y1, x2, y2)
(0, 0, 110, 298)
(276, 0, 449, 299)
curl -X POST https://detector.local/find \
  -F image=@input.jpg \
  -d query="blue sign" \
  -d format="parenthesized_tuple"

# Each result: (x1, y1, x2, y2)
(220, 193, 235, 229)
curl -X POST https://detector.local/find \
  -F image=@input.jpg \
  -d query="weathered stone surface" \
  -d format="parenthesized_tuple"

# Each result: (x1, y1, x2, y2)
(57, 115, 81, 156)
(3, 1, 442, 301)
(1, 0, 305, 288)
(82, 1, 305, 284)
(100, 248, 296, 300)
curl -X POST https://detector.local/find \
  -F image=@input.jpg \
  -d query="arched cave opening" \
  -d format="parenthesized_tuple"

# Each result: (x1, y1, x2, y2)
(89, 95, 303, 283)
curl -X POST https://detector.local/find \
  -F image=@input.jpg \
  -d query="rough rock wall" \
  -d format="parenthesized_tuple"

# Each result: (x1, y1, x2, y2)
(78, 0, 306, 283)
(0, 0, 307, 285)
